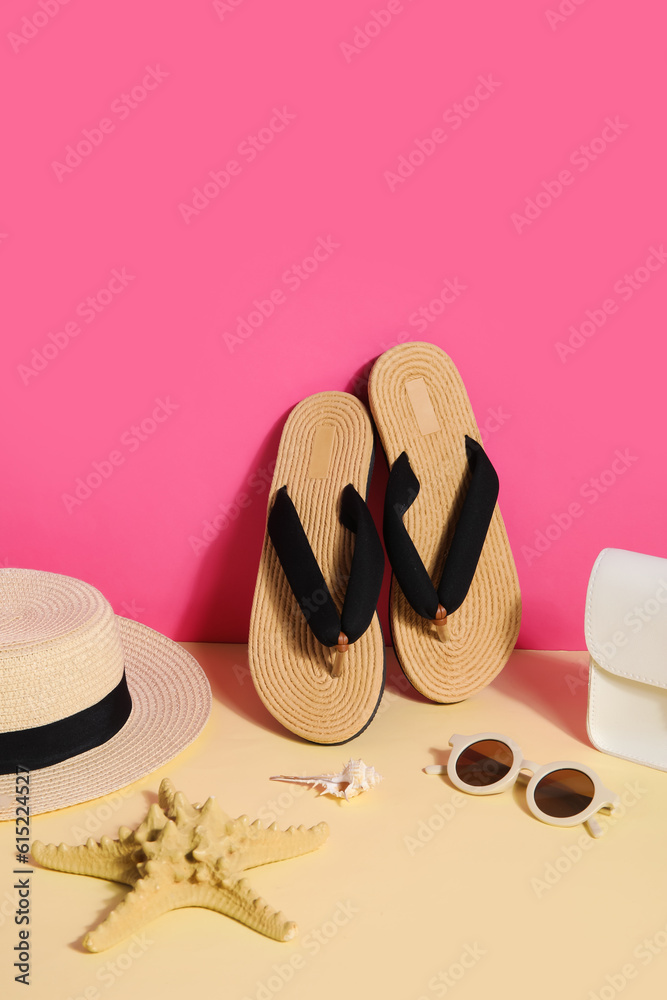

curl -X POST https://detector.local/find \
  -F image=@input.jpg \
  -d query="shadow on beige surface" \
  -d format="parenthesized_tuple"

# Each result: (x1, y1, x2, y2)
(66, 883, 128, 954)
(492, 649, 590, 744)
(189, 641, 295, 739)
(192, 641, 429, 741)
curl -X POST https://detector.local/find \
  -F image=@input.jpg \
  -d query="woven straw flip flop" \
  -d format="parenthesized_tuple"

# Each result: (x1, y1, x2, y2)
(248, 392, 385, 744)
(368, 342, 521, 703)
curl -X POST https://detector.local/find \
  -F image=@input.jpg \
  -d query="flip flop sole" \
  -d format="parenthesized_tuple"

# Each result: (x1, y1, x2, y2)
(368, 342, 521, 702)
(249, 392, 385, 744)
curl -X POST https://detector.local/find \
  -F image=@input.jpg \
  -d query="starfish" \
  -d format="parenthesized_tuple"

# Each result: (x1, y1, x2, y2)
(31, 778, 328, 952)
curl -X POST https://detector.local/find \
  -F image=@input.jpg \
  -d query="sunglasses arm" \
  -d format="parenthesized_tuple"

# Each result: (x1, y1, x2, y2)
(586, 815, 605, 838)
(585, 799, 619, 839)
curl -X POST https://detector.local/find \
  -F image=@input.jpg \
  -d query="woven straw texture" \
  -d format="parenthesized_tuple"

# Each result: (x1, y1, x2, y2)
(248, 392, 385, 744)
(0, 570, 211, 820)
(368, 342, 521, 702)
(0, 569, 124, 731)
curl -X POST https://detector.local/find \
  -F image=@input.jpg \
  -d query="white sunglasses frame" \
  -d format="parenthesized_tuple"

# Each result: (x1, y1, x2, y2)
(425, 732, 620, 838)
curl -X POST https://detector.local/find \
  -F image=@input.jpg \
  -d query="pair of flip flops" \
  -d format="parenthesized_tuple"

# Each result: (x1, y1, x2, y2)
(249, 343, 521, 745)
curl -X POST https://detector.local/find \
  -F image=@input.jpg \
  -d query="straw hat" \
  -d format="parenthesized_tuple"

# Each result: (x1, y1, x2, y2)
(0, 568, 211, 820)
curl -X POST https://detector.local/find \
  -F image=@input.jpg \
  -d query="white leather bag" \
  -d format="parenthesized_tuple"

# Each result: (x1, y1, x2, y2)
(585, 548, 667, 771)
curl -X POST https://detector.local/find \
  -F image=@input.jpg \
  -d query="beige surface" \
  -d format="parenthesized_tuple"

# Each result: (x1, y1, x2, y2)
(2, 644, 667, 1000)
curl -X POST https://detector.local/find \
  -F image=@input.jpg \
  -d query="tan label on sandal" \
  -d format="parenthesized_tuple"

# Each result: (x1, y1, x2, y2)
(406, 377, 440, 436)
(308, 425, 335, 478)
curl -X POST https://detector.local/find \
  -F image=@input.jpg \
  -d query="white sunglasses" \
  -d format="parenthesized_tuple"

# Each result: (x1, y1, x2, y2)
(425, 733, 620, 837)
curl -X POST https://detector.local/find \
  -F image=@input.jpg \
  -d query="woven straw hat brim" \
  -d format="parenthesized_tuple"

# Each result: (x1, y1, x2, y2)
(0, 617, 211, 821)
(368, 342, 521, 702)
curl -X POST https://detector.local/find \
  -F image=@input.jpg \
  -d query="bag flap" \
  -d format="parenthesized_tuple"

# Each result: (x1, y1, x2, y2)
(585, 548, 667, 689)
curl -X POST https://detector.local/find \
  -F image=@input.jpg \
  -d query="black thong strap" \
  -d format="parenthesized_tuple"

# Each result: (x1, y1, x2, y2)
(383, 436, 499, 623)
(268, 483, 384, 652)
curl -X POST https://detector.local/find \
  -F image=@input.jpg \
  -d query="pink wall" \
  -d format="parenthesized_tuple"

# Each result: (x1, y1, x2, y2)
(1, 1, 664, 649)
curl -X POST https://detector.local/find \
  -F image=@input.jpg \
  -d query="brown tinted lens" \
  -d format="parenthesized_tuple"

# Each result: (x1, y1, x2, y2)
(533, 769, 595, 818)
(455, 740, 514, 787)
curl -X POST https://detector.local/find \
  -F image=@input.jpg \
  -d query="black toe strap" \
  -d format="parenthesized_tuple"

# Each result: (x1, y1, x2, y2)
(267, 484, 384, 648)
(383, 436, 499, 620)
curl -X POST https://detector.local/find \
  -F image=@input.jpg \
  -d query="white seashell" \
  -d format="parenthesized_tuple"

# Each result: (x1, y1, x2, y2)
(270, 759, 382, 800)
